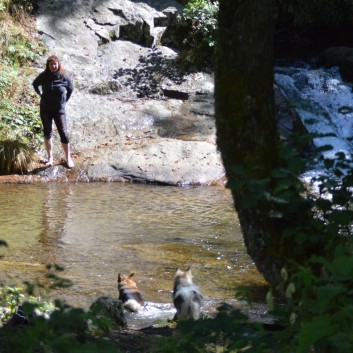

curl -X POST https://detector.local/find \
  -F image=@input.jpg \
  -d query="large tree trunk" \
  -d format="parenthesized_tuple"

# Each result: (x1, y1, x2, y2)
(215, 0, 285, 285)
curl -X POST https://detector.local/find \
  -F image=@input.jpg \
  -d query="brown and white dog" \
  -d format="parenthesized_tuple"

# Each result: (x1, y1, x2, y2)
(118, 273, 144, 312)
(173, 267, 203, 320)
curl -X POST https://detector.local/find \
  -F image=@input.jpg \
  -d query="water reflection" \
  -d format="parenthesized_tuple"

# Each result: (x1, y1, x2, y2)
(39, 185, 72, 243)
(0, 183, 265, 309)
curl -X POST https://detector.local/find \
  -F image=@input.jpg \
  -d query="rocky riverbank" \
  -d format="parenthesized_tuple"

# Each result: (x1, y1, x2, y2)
(0, 0, 317, 186)
(16, 0, 225, 186)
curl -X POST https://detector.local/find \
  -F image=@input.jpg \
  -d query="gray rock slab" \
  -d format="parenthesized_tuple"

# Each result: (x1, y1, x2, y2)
(32, 0, 224, 185)
(85, 140, 225, 185)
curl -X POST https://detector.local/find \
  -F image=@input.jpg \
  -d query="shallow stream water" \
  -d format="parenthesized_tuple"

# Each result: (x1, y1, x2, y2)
(0, 183, 266, 327)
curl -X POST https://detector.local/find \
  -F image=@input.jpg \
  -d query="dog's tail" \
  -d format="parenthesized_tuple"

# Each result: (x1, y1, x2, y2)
(123, 299, 143, 313)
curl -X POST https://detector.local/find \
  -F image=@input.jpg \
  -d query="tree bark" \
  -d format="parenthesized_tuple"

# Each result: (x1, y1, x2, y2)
(215, 0, 285, 285)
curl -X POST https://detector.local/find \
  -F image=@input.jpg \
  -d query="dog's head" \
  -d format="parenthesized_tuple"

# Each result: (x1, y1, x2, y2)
(174, 266, 193, 285)
(118, 273, 138, 290)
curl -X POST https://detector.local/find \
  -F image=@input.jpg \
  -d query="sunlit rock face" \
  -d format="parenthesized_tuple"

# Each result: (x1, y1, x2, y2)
(33, 0, 225, 185)
(32, 0, 310, 185)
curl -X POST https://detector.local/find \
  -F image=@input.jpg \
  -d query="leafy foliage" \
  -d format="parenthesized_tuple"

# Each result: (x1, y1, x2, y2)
(0, 87, 43, 146)
(0, 287, 25, 321)
(0, 0, 45, 65)
(0, 287, 55, 323)
(178, 0, 218, 48)
(0, 301, 120, 353)
(0, 0, 46, 173)
(177, 0, 218, 66)
(0, 268, 120, 353)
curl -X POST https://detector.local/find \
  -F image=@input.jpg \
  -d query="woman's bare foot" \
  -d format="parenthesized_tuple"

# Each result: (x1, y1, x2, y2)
(41, 159, 53, 166)
(61, 143, 74, 168)
(66, 158, 74, 168)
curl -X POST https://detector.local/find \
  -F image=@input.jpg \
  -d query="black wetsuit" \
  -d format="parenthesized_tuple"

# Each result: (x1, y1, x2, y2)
(32, 71, 74, 143)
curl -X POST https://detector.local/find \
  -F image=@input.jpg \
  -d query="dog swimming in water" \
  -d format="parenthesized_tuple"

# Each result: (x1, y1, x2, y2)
(118, 273, 144, 312)
(173, 267, 203, 320)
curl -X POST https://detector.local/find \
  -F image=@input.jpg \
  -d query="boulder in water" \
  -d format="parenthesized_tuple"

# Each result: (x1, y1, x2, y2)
(90, 296, 127, 329)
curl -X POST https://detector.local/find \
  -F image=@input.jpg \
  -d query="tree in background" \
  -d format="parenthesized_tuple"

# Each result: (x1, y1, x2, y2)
(215, 0, 349, 289)
(215, 0, 286, 285)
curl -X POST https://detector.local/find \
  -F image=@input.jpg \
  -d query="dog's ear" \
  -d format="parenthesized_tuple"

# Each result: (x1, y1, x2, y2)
(185, 266, 193, 277)
(175, 268, 183, 276)
(118, 273, 125, 282)
(128, 273, 135, 279)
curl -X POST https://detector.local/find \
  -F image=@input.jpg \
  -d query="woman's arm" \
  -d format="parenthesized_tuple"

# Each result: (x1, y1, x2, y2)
(66, 75, 74, 101)
(32, 73, 43, 96)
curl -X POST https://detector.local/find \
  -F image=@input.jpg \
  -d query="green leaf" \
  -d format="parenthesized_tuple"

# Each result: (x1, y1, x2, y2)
(298, 315, 335, 353)
(315, 285, 344, 311)
(327, 255, 353, 280)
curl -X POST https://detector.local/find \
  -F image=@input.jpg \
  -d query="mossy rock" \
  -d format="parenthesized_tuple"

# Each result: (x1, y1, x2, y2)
(90, 296, 127, 329)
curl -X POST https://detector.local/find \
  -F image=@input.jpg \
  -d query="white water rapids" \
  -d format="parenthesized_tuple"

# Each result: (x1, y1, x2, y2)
(275, 63, 353, 160)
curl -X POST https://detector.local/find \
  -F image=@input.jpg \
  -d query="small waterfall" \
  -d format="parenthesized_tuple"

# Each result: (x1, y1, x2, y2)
(275, 63, 353, 159)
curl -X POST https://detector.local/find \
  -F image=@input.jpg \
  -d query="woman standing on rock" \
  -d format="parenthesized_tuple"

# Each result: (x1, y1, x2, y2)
(32, 55, 74, 168)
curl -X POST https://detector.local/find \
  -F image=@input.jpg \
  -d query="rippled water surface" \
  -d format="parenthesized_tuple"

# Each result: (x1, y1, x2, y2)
(0, 183, 265, 310)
